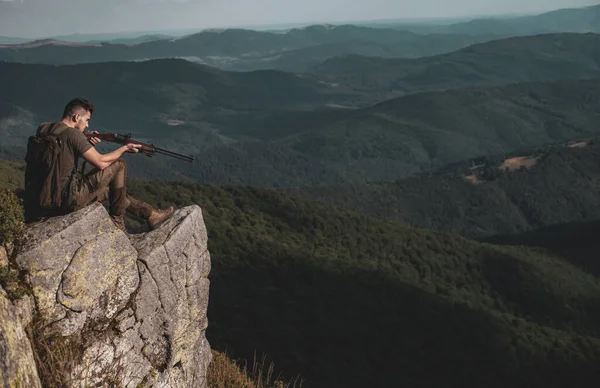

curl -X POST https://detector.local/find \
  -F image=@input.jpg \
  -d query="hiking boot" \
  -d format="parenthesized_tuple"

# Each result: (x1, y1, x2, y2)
(110, 215, 127, 233)
(148, 206, 175, 230)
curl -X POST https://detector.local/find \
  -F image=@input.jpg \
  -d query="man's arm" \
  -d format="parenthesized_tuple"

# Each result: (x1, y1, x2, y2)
(82, 144, 141, 170)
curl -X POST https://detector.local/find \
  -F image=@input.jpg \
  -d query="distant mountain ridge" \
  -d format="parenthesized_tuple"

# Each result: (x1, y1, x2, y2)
(0, 36, 30, 45)
(312, 32, 600, 100)
(0, 24, 503, 72)
(389, 4, 600, 35)
(436, 4, 600, 35)
(0, 4, 597, 72)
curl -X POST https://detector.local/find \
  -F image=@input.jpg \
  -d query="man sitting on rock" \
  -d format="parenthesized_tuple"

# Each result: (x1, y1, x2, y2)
(24, 97, 174, 232)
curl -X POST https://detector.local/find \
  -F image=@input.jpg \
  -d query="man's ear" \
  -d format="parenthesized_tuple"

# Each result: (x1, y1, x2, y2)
(73, 114, 79, 122)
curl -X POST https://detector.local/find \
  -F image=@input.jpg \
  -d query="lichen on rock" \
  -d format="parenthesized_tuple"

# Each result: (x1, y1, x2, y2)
(15, 202, 139, 335)
(0, 286, 42, 388)
(6, 202, 212, 387)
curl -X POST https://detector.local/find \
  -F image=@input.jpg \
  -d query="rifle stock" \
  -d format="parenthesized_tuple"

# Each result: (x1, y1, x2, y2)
(85, 131, 195, 163)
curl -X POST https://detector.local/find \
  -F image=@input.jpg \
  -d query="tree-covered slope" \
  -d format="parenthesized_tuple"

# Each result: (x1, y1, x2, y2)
(2, 159, 600, 387)
(282, 78, 600, 183)
(3, 76, 600, 188)
(125, 179, 600, 388)
(294, 137, 600, 239)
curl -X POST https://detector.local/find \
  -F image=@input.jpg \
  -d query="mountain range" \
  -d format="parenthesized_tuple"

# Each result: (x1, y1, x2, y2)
(1, 33, 600, 187)
(3, 6, 600, 386)
(0, 25, 501, 72)
(399, 3, 600, 35)
(312, 32, 600, 100)
(0, 4, 598, 72)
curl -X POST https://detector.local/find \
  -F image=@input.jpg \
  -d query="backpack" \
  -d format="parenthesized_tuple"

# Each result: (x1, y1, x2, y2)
(23, 124, 80, 222)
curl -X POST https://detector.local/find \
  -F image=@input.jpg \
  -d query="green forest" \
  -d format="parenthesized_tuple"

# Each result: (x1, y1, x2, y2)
(3, 160, 600, 387)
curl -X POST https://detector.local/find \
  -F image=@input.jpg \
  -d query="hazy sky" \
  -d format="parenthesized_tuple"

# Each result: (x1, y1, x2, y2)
(0, 0, 597, 38)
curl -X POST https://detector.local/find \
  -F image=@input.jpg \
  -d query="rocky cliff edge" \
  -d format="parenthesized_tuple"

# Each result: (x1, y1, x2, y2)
(1, 201, 212, 388)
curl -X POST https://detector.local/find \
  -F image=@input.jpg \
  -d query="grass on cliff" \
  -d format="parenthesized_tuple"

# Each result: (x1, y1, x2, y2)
(208, 350, 303, 388)
(0, 189, 25, 246)
(0, 188, 28, 300)
(0, 159, 24, 190)
(28, 313, 300, 388)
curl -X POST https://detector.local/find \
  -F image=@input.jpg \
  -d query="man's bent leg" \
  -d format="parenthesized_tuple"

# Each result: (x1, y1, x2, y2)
(106, 159, 128, 217)
(74, 159, 129, 216)
(73, 159, 130, 231)
(74, 159, 174, 231)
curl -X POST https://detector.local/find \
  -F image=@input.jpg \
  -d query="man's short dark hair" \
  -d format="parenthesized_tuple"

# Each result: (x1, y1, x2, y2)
(62, 98, 94, 119)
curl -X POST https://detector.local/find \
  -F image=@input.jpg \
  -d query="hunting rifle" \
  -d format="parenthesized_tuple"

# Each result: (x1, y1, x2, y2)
(85, 131, 194, 163)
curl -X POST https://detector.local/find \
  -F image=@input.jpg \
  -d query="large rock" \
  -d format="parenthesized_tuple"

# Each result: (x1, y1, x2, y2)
(15, 202, 139, 336)
(12, 202, 212, 388)
(0, 286, 42, 388)
(129, 205, 212, 387)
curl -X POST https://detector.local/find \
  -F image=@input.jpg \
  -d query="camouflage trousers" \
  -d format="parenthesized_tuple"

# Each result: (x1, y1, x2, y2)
(72, 158, 154, 218)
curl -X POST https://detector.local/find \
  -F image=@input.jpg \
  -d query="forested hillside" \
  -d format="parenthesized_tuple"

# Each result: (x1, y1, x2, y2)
(3, 74, 600, 187)
(294, 137, 600, 239)
(3, 159, 600, 387)
(110, 177, 600, 388)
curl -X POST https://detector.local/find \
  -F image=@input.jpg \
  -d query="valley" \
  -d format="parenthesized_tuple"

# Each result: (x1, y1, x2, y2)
(2, 3, 600, 387)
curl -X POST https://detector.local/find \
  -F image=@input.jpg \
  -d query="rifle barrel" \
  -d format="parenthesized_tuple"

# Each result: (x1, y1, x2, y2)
(90, 131, 195, 162)
(154, 147, 195, 162)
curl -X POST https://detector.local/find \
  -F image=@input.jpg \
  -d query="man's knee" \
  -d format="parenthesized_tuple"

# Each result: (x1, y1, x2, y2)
(113, 158, 126, 170)
(91, 158, 127, 188)
(105, 158, 127, 175)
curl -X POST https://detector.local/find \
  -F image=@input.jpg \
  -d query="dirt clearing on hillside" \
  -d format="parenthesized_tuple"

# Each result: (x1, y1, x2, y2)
(500, 156, 539, 171)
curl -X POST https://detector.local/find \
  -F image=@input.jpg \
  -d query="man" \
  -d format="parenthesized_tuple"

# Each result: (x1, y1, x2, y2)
(25, 97, 174, 232)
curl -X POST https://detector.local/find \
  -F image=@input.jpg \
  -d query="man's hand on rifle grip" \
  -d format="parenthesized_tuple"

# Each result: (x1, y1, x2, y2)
(124, 143, 142, 154)
(87, 130, 102, 146)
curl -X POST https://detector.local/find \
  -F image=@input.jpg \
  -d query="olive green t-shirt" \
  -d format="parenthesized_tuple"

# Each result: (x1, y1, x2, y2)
(35, 121, 92, 189)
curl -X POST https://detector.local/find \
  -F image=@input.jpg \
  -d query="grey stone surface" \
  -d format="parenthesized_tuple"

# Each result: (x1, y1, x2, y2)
(128, 205, 212, 387)
(15, 202, 138, 332)
(11, 203, 212, 388)
(0, 287, 42, 388)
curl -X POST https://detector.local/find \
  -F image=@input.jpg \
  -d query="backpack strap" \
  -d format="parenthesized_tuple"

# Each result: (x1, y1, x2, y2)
(49, 122, 71, 137)
(49, 123, 86, 206)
